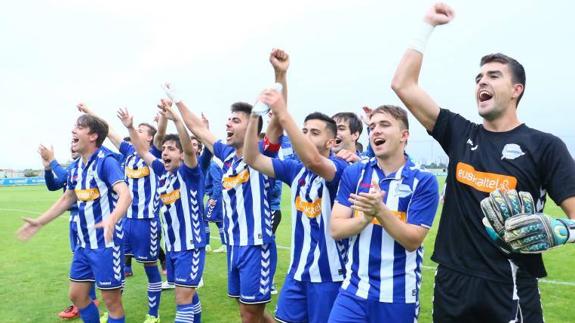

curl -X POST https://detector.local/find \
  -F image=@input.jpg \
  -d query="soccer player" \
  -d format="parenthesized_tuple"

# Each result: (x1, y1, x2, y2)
(117, 102, 206, 323)
(331, 112, 364, 163)
(329, 105, 439, 323)
(163, 92, 277, 322)
(18, 114, 132, 323)
(391, 3, 575, 322)
(244, 88, 349, 323)
(38, 144, 99, 319)
(162, 49, 288, 323)
(77, 103, 164, 323)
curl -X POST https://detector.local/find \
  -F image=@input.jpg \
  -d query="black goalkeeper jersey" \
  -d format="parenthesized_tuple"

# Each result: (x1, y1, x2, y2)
(430, 108, 575, 283)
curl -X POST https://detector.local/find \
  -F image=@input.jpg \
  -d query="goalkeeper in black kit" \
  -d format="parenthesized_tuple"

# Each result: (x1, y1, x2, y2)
(391, 3, 575, 323)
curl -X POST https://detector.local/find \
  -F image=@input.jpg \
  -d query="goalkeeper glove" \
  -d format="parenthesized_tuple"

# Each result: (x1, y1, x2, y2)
(480, 189, 536, 253)
(504, 213, 575, 253)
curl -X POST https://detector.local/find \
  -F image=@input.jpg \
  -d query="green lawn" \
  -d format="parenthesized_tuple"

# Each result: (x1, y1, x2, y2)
(1, 181, 574, 322)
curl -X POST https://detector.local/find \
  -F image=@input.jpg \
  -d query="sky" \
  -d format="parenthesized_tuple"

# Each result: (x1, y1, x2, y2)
(1, 0, 573, 169)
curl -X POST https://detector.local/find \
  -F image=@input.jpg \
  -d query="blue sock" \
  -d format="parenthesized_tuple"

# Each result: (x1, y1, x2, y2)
(107, 315, 125, 323)
(89, 283, 97, 301)
(204, 220, 211, 246)
(78, 301, 99, 323)
(192, 293, 202, 323)
(175, 302, 195, 323)
(145, 265, 162, 317)
(216, 222, 226, 245)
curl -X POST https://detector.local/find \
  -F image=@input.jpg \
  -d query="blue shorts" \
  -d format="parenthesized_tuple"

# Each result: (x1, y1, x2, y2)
(123, 217, 160, 263)
(275, 273, 341, 323)
(69, 218, 78, 252)
(69, 245, 124, 290)
(227, 242, 277, 304)
(328, 289, 417, 323)
(166, 248, 206, 288)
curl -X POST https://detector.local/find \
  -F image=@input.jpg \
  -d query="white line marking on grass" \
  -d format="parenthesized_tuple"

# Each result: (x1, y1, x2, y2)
(277, 246, 575, 287)
(0, 208, 43, 214)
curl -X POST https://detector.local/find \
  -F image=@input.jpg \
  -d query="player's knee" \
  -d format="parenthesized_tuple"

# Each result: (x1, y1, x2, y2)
(175, 287, 195, 305)
(240, 304, 264, 323)
(101, 289, 123, 314)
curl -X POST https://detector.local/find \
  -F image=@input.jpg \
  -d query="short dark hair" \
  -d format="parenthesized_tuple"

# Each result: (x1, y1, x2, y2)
(480, 53, 526, 104)
(304, 112, 337, 138)
(76, 114, 108, 147)
(230, 102, 263, 133)
(138, 123, 157, 142)
(370, 105, 409, 130)
(161, 134, 182, 152)
(332, 112, 363, 137)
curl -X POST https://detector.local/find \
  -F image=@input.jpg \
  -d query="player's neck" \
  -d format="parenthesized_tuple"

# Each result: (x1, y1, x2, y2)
(235, 145, 244, 158)
(482, 108, 521, 132)
(80, 146, 99, 164)
(376, 152, 406, 177)
(343, 142, 356, 153)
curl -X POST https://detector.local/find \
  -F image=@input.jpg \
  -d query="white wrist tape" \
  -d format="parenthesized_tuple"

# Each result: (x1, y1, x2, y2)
(162, 83, 182, 104)
(409, 22, 435, 54)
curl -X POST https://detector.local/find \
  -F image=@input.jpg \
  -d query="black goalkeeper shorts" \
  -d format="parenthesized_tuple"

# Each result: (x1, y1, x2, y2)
(433, 265, 543, 323)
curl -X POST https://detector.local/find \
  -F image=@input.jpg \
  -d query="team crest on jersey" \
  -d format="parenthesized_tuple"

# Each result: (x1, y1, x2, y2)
(75, 188, 100, 201)
(223, 169, 250, 190)
(501, 143, 525, 160)
(160, 189, 180, 205)
(295, 196, 322, 218)
(125, 166, 150, 179)
(394, 184, 413, 198)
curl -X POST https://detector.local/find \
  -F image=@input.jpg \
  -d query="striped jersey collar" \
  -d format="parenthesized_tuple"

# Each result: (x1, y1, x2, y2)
(366, 154, 415, 180)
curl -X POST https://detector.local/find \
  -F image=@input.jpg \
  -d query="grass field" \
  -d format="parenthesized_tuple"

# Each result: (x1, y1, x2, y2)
(1, 181, 574, 322)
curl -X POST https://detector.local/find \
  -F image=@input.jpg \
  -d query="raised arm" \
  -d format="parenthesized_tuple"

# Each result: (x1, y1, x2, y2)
(153, 112, 167, 151)
(266, 48, 290, 143)
(117, 107, 157, 166)
(162, 83, 218, 154)
(264, 90, 337, 181)
(39, 145, 67, 191)
(390, 3, 454, 132)
(243, 112, 275, 178)
(77, 103, 124, 149)
(159, 100, 198, 168)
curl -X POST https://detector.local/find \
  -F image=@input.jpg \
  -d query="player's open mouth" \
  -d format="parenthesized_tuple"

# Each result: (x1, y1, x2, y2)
(478, 90, 493, 102)
(163, 158, 172, 164)
(226, 132, 233, 139)
(374, 138, 386, 146)
(72, 138, 79, 144)
(335, 138, 342, 144)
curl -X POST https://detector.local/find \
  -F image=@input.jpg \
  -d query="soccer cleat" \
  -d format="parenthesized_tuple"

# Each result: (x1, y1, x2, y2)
(58, 304, 79, 319)
(212, 245, 226, 253)
(144, 314, 161, 323)
(271, 282, 278, 295)
(161, 281, 175, 290)
(100, 312, 108, 323)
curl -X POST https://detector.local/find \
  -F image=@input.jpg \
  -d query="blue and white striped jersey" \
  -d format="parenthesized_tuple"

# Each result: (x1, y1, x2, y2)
(213, 140, 277, 246)
(120, 141, 161, 220)
(335, 157, 439, 303)
(67, 146, 126, 249)
(272, 156, 349, 282)
(152, 159, 205, 252)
